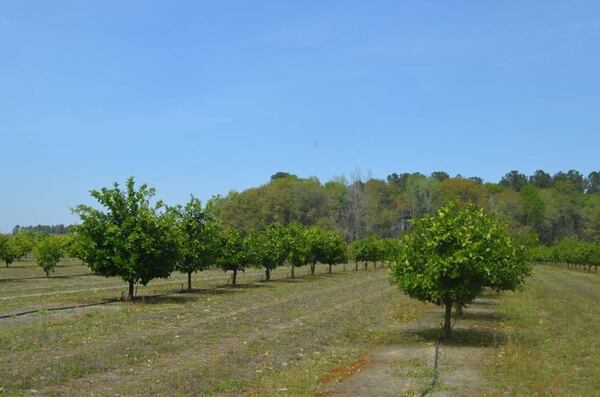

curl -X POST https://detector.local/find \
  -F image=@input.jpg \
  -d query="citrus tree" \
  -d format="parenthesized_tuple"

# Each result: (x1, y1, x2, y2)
(317, 230, 347, 274)
(216, 228, 251, 286)
(350, 236, 382, 269)
(35, 236, 63, 276)
(248, 225, 289, 281)
(381, 238, 402, 267)
(391, 202, 529, 338)
(286, 223, 310, 278)
(12, 232, 35, 260)
(0, 235, 16, 267)
(73, 178, 179, 299)
(174, 197, 220, 291)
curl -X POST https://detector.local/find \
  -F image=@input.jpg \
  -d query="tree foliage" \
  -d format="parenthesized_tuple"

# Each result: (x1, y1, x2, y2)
(35, 236, 63, 276)
(0, 235, 16, 267)
(207, 169, 600, 246)
(349, 236, 384, 269)
(215, 228, 251, 286)
(247, 225, 290, 281)
(285, 223, 311, 277)
(73, 178, 179, 299)
(173, 196, 220, 291)
(12, 232, 35, 260)
(391, 202, 529, 338)
(530, 237, 600, 272)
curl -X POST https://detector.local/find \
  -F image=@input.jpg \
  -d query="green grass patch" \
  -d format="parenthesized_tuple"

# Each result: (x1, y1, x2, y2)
(486, 265, 600, 396)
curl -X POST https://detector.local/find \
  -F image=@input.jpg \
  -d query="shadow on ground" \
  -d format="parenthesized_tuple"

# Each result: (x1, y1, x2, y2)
(404, 327, 505, 347)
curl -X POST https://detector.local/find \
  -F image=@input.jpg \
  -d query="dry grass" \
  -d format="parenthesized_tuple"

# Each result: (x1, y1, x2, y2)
(0, 260, 428, 396)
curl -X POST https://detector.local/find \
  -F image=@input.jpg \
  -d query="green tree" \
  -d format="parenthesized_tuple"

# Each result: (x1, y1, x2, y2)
(529, 170, 553, 188)
(305, 226, 326, 275)
(437, 178, 488, 208)
(430, 171, 450, 182)
(247, 225, 290, 281)
(286, 223, 310, 278)
(0, 235, 16, 267)
(317, 230, 347, 274)
(174, 197, 220, 291)
(553, 170, 585, 193)
(12, 232, 35, 260)
(349, 236, 383, 269)
(216, 229, 251, 286)
(519, 186, 545, 230)
(381, 238, 402, 267)
(35, 236, 63, 276)
(586, 171, 600, 194)
(500, 170, 528, 191)
(391, 202, 529, 338)
(73, 178, 178, 300)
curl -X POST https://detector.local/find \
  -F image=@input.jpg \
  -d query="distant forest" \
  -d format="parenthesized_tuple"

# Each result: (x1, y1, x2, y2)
(12, 224, 76, 235)
(12, 169, 600, 246)
(208, 170, 600, 245)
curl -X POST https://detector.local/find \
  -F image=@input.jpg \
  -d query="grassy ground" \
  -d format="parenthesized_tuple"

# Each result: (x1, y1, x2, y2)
(0, 259, 429, 396)
(3, 260, 597, 396)
(486, 264, 600, 396)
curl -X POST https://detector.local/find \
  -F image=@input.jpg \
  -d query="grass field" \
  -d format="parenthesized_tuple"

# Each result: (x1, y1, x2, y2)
(0, 260, 430, 396)
(486, 265, 600, 396)
(1, 261, 598, 396)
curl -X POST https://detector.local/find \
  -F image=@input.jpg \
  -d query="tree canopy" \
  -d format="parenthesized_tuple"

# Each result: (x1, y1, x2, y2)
(391, 202, 530, 338)
(35, 236, 63, 276)
(73, 178, 179, 299)
(173, 196, 220, 291)
(0, 235, 16, 267)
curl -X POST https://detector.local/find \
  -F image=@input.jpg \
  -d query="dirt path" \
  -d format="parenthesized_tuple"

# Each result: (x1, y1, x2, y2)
(322, 294, 502, 396)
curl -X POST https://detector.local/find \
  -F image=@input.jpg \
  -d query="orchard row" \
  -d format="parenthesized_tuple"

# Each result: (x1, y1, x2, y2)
(529, 237, 600, 272)
(1, 179, 401, 299)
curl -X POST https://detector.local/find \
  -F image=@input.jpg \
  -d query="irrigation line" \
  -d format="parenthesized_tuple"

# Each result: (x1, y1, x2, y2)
(0, 299, 120, 320)
(0, 266, 382, 321)
(0, 289, 193, 320)
(0, 273, 93, 282)
(420, 337, 441, 397)
(420, 315, 458, 397)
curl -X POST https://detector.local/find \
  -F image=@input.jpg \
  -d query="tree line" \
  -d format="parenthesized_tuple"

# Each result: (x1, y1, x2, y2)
(12, 224, 76, 235)
(209, 169, 600, 246)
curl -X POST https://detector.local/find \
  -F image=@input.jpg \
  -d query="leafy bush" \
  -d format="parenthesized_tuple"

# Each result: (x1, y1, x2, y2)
(390, 202, 529, 338)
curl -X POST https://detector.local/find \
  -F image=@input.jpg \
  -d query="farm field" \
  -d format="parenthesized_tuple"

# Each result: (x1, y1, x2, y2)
(1, 261, 599, 396)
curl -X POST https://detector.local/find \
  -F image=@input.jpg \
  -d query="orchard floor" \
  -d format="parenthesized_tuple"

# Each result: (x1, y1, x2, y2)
(0, 262, 598, 396)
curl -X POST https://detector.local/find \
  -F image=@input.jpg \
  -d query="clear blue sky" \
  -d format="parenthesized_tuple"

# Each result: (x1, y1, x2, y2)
(1, 1, 599, 232)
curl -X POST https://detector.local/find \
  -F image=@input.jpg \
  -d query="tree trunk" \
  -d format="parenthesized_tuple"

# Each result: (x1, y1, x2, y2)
(265, 268, 271, 281)
(328, 264, 332, 274)
(187, 271, 192, 292)
(128, 280, 135, 300)
(310, 263, 316, 275)
(232, 268, 238, 286)
(443, 298, 453, 339)
(355, 261, 358, 271)
(364, 261, 368, 270)
(291, 265, 295, 278)
(455, 302, 463, 317)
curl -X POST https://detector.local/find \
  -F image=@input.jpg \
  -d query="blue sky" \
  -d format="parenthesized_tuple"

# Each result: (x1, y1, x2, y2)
(1, 1, 599, 231)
